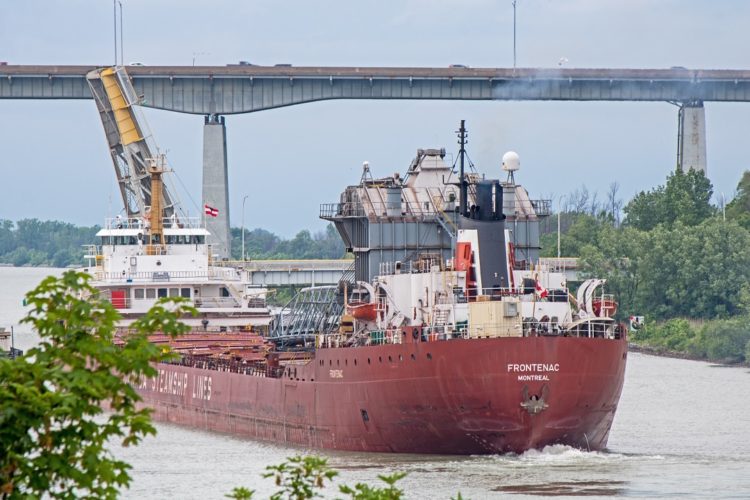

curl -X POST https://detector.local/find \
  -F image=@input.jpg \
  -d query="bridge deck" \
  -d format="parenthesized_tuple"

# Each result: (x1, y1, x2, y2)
(2, 65, 750, 114)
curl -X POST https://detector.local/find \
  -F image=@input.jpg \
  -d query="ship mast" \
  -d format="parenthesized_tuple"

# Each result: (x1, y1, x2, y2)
(146, 156, 167, 256)
(458, 120, 468, 217)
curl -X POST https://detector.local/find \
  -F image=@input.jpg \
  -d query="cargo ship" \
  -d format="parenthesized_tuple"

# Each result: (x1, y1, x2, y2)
(84, 122, 627, 454)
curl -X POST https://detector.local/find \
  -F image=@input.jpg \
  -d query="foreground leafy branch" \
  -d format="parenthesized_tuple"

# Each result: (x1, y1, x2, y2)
(227, 455, 409, 500)
(0, 271, 195, 499)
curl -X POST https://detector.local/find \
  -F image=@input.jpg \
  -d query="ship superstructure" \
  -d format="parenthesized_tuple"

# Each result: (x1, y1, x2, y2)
(83, 158, 271, 334)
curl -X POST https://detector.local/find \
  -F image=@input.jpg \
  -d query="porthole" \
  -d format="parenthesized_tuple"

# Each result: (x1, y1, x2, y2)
(354, 359, 358, 366)
(367, 358, 371, 364)
(427, 353, 432, 360)
(388, 355, 393, 362)
(411, 354, 416, 361)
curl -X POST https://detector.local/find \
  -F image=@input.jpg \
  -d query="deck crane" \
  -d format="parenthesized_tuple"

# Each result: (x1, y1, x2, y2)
(86, 66, 181, 218)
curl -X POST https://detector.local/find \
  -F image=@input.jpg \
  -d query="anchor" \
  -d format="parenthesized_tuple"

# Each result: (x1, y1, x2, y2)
(520, 384, 550, 415)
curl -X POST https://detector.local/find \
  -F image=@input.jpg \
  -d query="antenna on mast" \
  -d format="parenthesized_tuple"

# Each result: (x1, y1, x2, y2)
(457, 120, 468, 217)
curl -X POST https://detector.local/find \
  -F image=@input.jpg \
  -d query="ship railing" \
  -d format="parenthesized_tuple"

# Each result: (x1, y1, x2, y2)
(92, 268, 244, 282)
(193, 297, 241, 308)
(538, 257, 579, 272)
(529, 199, 551, 217)
(98, 294, 242, 311)
(462, 287, 572, 301)
(377, 257, 444, 276)
(171, 354, 284, 379)
(104, 216, 203, 230)
(320, 201, 443, 220)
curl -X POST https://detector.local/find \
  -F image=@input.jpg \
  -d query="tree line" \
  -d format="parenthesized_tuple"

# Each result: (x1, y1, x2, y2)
(541, 168, 750, 363)
(0, 220, 345, 267)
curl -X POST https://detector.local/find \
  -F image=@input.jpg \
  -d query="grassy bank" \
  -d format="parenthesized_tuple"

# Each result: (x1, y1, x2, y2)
(629, 317, 750, 365)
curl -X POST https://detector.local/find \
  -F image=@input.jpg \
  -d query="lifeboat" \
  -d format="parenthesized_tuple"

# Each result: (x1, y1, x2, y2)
(346, 301, 378, 321)
(592, 295, 618, 317)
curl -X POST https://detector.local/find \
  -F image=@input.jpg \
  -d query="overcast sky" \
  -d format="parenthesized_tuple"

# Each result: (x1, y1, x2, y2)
(1, 0, 749, 236)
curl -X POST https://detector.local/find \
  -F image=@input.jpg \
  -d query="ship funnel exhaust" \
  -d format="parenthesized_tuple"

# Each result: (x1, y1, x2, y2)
(456, 121, 509, 295)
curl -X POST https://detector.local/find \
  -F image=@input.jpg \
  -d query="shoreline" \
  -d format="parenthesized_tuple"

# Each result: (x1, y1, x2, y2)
(628, 342, 749, 367)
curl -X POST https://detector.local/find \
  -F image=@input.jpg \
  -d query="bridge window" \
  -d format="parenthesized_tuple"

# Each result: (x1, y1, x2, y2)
(169, 288, 179, 297)
(181, 288, 191, 298)
(134, 289, 144, 300)
(220, 287, 230, 297)
(146, 289, 156, 299)
(157, 288, 168, 298)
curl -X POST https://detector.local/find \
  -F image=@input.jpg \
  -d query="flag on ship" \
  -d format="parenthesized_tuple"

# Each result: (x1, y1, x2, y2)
(535, 279, 548, 299)
(204, 204, 219, 217)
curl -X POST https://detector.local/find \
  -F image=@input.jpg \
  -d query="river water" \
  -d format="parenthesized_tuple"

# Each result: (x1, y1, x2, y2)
(2, 268, 749, 498)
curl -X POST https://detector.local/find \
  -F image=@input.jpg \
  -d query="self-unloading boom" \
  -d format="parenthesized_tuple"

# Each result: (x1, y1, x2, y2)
(86, 66, 179, 218)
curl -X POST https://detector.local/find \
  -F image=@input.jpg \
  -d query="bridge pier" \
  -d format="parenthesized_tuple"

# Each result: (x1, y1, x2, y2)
(676, 100, 707, 173)
(202, 114, 231, 259)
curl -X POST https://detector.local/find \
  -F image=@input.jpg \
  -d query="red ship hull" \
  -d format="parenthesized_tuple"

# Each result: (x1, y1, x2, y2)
(136, 333, 627, 455)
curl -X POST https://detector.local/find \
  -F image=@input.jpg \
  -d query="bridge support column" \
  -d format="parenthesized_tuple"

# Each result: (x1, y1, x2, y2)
(676, 100, 707, 174)
(202, 114, 231, 259)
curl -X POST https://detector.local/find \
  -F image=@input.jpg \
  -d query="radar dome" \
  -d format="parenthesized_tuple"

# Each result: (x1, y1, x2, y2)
(502, 151, 520, 172)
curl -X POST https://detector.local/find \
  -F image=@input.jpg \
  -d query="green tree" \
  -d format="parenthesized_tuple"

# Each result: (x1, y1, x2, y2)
(578, 224, 646, 318)
(725, 170, 750, 229)
(698, 318, 750, 362)
(0, 271, 195, 499)
(624, 168, 714, 230)
(634, 221, 750, 319)
(227, 455, 406, 500)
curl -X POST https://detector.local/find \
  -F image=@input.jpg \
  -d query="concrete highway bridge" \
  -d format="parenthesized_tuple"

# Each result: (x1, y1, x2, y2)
(1, 64, 743, 261)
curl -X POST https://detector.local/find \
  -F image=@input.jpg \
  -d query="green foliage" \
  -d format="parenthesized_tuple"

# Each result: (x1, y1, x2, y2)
(263, 456, 338, 500)
(623, 168, 714, 230)
(228, 455, 408, 500)
(339, 472, 407, 500)
(266, 287, 300, 307)
(632, 318, 698, 352)
(697, 318, 750, 362)
(232, 224, 345, 260)
(0, 219, 99, 267)
(226, 487, 255, 499)
(635, 220, 750, 319)
(725, 170, 750, 229)
(632, 316, 750, 363)
(0, 271, 195, 499)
